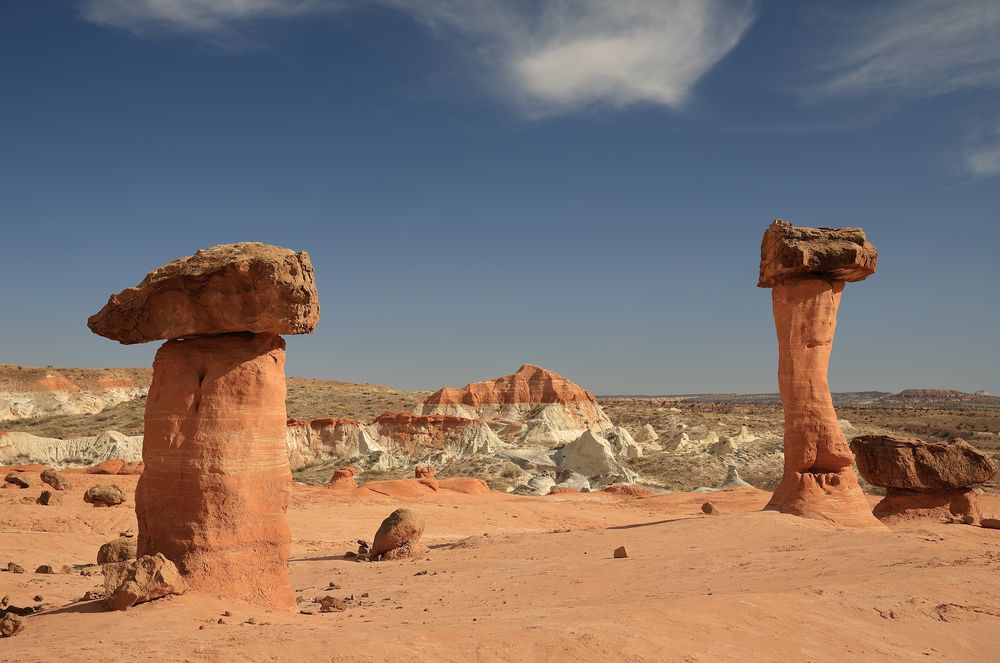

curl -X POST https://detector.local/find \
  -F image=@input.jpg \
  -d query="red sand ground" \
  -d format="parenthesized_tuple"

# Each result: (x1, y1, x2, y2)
(2, 472, 999, 662)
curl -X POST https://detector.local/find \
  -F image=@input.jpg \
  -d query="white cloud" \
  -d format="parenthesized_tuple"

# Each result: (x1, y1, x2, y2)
(964, 124, 1000, 179)
(806, 0, 1000, 101)
(79, 0, 756, 116)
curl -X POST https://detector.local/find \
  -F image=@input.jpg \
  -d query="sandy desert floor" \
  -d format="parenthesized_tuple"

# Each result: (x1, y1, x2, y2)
(2, 474, 999, 662)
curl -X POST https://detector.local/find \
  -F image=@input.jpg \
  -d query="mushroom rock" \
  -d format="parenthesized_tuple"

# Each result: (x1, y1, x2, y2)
(850, 435, 998, 523)
(137, 333, 294, 607)
(88, 242, 319, 611)
(758, 219, 883, 528)
(416, 364, 613, 445)
(326, 466, 358, 491)
(87, 243, 318, 345)
(371, 508, 427, 561)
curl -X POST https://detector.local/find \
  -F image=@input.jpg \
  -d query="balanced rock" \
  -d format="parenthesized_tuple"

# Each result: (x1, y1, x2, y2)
(103, 553, 188, 611)
(83, 484, 125, 507)
(850, 435, 997, 523)
(757, 219, 877, 288)
(98, 536, 138, 564)
(758, 219, 882, 528)
(40, 468, 71, 490)
(87, 242, 319, 344)
(371, 508, 426, 561)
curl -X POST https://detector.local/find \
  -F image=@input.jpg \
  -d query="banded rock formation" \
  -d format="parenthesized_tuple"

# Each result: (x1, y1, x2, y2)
(417, 364, 613, 445)
(850, 435, 998, 523)
(758, 220, 882, 528)
(0, 365, 149, 422)
(0, 430, 141, 467)
(88, 242, 318, 610)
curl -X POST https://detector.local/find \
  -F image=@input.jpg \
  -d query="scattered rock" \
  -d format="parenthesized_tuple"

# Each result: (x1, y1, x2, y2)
(35, 565, 55, 574)
(87, 459, 126, 475)
(3, 473, 31, 489)
(83, 484, 126, 507)
(36, 490, 63, 506)
(318, 596, 348, 613)
(40, 468, 71, 491)
(702, 502, 721, 516)
(7, 563, 25, 574)
(371, 509, 426, 561)
(81, 590, 104, 601)
(613, 546, 629, 559)
(0, 613, 26, 638)
(981, 518, 1000, 530)
(103, 553, 188, 611)
(97, 536, 138, 564)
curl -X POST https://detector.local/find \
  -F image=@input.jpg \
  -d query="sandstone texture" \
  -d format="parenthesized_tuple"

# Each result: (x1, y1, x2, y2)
(850, 435, 997, 489)
(88, 243, 319, 344)
(0, 430, 142, 468)
(371, 508, 426, 561)
(83, 484, 125, 507)
(103, 553, 188, 611)
(758, 219, 878, 288)
(137, 333, 295, 609)
(0, 365, 149, 422)
(326, 466, 358, 491)
(758, 220, 881, 528)
(850, 435, 997, 523)
(4, 472, 31, 488)
(36, 490, 62, 506)
(98, 536, 138, 564)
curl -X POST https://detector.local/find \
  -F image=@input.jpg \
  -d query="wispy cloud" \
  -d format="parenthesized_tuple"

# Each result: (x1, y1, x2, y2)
(79, 0, 756, 116)
(964, 123, 1000, 179)
(804, 0, 1000, 102)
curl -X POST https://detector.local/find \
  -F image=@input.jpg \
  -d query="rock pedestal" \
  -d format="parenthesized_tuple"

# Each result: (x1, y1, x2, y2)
(850, 435, 998, 523)
(758, 220, 882, 528)
(89, 242, 318, 611)
(138, 333, 294, 608)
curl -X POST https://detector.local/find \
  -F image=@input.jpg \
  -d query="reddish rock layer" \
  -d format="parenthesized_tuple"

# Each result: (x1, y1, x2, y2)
(137, 333, 294, 609)
(88, 243, 319, 344)
(373, 413, 479, 454)
(422, 364, 598, 407)
(872, 488, 982, 524)
(762, 277, 881, 528)
(850, 435, 997, 490)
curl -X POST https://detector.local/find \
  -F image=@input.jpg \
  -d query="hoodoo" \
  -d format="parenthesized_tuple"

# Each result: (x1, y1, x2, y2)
(757, 220, 883, 528)
(87, 242, 319, 609)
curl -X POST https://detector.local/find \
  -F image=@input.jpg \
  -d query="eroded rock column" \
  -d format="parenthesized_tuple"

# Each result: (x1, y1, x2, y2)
(88, 242, 320, 609)
(758, 220, 882, 528)
(139, 333, 293, 606)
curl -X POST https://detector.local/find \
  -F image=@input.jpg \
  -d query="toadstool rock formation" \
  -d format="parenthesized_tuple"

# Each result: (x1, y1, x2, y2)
(850, 435, 998, 523)
(87, 242, 318, 610)
(758, 220, 882, 528)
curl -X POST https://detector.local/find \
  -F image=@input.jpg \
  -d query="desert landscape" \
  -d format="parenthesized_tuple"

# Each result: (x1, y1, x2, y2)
(2, 223, 999, 662)
(3, 3, 999, 661)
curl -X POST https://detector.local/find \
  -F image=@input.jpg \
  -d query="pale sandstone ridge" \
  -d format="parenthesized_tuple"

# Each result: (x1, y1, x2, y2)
(0, 430, 141, 467)
(89, 242, 318, 610)
(87, 242, 319, 344)
(758, 219, 882, 528)
(0, 365, 149, 421)
(417, 364, 613, 445)
(850, 435, 998, 523)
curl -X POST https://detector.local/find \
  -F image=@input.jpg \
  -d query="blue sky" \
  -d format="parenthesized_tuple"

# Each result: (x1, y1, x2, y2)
(0, 0, 997, 395)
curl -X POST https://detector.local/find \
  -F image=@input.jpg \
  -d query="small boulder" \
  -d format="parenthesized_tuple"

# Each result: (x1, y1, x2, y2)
(702, 502, 721, 516)
(718, 466, 753, 490)
(850, 436, 997, 490)
(613, 546, 629, 559)
(981, 518, 1000, 530)
(97, 536, 138, 564)
(87, 459, 126, 475)
(635, 424, 659, 443)
(371, 508, 426, 561)
(35, 565, 55, 574)
(40, 468, 72, 491)
(3, 473, 31, 489)
(83, 484, 126, 507)
(103, 553, 188, 611)
(0, 613, 26, 638)
(7, 563, 25, 574)
(36, 490, 63, 506)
